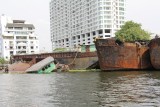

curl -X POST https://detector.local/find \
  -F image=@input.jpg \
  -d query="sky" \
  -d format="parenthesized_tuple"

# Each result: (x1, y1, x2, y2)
(0, 0, 160, 52)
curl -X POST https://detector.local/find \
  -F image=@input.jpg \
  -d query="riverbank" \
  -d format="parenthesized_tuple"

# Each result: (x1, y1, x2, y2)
(68, 69, 101, 72)
(0, 69, 101, 74)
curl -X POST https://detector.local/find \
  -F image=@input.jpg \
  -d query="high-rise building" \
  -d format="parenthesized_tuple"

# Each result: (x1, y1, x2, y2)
(50, 0, 126, 49)
(0, 15, 39, 60)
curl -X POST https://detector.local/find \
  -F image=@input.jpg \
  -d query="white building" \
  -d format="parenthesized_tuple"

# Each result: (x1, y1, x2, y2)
(50, 0, 126, 49)
(0, 15, 39, 60)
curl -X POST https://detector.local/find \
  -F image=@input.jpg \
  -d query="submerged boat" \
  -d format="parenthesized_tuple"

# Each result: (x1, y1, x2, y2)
(149, 38, 160, 69)
(26, 56, 56, 73)
(95, 38, 152, 71)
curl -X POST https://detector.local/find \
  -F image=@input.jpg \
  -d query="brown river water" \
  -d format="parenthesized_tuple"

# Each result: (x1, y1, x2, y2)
(0, 71, 160, 107)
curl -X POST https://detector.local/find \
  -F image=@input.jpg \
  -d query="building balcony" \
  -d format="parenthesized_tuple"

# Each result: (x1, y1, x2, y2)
(30, 43, 35, 46)
(16, 51, 27, 55)
(16, 49, 27, 51)
(29, 38, 37, 40)
(2, 32, 14, 36)
(16, 39, 28, 41)
(9, 43, 14, 46)
(17, 42, 27, 46)
(29, 34, 36, 37)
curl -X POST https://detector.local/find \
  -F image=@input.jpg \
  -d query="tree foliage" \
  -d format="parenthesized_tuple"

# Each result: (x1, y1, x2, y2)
(0, 57, 6, 64)
(115, 21, 150, 42)
(53, 48, 67, 52)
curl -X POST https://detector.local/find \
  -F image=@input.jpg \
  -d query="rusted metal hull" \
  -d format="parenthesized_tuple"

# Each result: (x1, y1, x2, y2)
(149, 38, 160, 69)
(95, 39, 152, 71)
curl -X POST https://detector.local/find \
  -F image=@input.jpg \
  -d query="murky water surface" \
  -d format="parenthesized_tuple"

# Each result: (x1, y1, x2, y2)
(0, 71, 160, 107)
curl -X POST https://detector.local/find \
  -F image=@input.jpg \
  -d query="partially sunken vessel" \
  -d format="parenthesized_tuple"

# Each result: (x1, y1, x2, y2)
(26, 56, 56, 73)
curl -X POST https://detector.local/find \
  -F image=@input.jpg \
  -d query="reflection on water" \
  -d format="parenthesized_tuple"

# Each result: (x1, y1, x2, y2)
(0, 71, 160, 107)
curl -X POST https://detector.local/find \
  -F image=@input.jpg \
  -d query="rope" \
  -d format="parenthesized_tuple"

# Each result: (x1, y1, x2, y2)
(68, 51, 79, 66)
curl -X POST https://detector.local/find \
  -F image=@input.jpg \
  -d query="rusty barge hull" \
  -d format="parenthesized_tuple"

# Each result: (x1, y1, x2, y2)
(95, 39, 152, 71)
(149, 38, 160, 69)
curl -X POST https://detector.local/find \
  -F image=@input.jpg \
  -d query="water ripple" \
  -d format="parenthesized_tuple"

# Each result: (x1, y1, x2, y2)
(0, 72, 160, 107)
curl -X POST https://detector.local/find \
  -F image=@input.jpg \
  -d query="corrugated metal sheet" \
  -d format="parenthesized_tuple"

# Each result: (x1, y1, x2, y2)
(26, 56, 54, 72)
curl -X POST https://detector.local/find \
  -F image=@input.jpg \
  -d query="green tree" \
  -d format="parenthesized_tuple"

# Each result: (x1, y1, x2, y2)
(0, 57, 6, 64)
(115, 21, 150, 42)
(53, 48, 67, 52)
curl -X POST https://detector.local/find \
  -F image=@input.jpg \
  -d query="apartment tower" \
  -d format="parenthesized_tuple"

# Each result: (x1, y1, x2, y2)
(50, 0, 126, 49)
(0, 15, 39, 60)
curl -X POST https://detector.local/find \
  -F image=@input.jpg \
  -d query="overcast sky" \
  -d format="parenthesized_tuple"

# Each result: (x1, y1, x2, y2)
(0, 0, 160, 52)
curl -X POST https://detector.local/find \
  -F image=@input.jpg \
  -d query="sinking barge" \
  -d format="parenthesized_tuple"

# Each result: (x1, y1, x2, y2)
(11, 51, 98, 70)
(95, 38, 152, 71)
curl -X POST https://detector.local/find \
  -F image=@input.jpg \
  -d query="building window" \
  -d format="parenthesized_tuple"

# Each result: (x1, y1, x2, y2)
(14, 27, 23, 30)
(8, 27, 13, 29)
(87, 33, 90, 37)
(10, 51, 13, 55)
(98, 30, 103, 34)
(93, 31, 96, 35)
(10, 46, 13, 49)
(105, 35, 110, 37)
(28, 27, 33, 30)
(105, 29, 110, 33)
(66, 38, 69, 41)
(23, 46, 26, 49)
(31, 46, 34, 49)
(82, 34, 85, 38)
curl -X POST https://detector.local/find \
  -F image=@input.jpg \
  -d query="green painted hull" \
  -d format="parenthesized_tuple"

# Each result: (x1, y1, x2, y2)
(38, 63, 56, 74)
